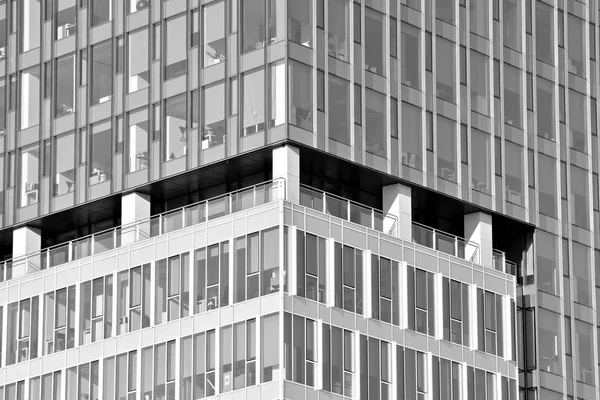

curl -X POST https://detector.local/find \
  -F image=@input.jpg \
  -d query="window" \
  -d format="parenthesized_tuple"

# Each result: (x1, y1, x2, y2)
(289, 61, 312, 131)
(90, 0, 111, 27)
(42, 286, 75, 355)
(89, 120, 112, 184)
(365, 89, 386, 156)
(164, 94, 187, 160)
(575, 319, 594, 385)
(6, 297, 39, 365)
(156, 252, 190, 325)
(359, 336, 392, 399)
(471, 129, 491, 194)
(0, 14, 6, 59)
(202, 82, 226, 150)
(322, 323, 354, 396)
(55, 0, 75, 41)
(90, 41, 112, 105)
(535, 2, 553, 64)
(397, 346, 428, 399)
(442, 278, 470, 345)
(55, 55, 75, 117)
(437, 116, 457, 182)
(536, 230, 559, 297)
(505, 141, 524, 206)
(261, 313, 279, 383)
(407, 266, 436, 336)
(295, 230, 327, 303)
(53, 132, 75, 196)
(371, 254, 400, 324)
(328, 0, 350, 62)
(169, 330, 217, 398)
(436, 37, 456, 102)
(242, 68, 265, 136)
(503, 0, 522, 51)
(80, 276, 112, 345)
(284, 314, 317, 387)
(126, 108, 149, 173)
(436, 0, 454, 24)
(573, 242, 591, 306)
(329, 75, 351, 145)
(402, 102, 422, 170)
(470, 0, 488, 37)
(20, 67, 41, 129)
(117, 264, 151, 334)
(18, 145, 39, 207)
(21, 0, 41, 52)
(128, 29, 149, 93)
(106, 351, 137, 400)
(470, 51, 490, 115)
(401, 24, 420, 89)
(164, 15, 187, 80)
(334, 243, 364, 314)
(194, 240, 230, 313)
(220, 319, 257, 392)
(571, 165, 589, 228)
(267, 0, 284, 44)
(204, 1, 226, 66)
(288, 0, 312, 47)
(569, 89, 587, 153)
(536, 77, 555, 140)
(538, 154, 557, 218)
(477, 289, 504, 356)
(30, 371, 62, 400)
(269, 61, 285, 127)
(128, 0, 148, 13)
(241, 0, 265, 53)
(365, 8, 385, 75)
(0, 78, 5, 132)
(432, 357, 462, 399)
(538, 308, 562, 375)
(568, 15, 586, 77)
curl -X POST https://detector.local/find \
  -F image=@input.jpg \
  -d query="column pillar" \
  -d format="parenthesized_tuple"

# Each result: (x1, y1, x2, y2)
(383, 183, 412, 241)
(121, 192, 151, 244)
(464, 212, 493, 268)
(12, 226, 41, 277)
(272, 145, 300, 204)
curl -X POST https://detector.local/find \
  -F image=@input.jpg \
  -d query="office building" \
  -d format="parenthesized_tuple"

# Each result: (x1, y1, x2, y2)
(0, 0, 590, 399)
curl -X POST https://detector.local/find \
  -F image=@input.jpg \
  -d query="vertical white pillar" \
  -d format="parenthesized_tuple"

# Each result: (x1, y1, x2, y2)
(434, 273, 444, 340)
(12, 226, 42, 277)
(121, 192, 151, 244)
(464, 212, 493, 268)
(469, 285, 479, 351)
(326, 238, 335, 308)
(363, 251, 372, 319)
(272, 145, 300, 204)
(288, 227, 298, 296)
(382, 183, 412, 241)
(398, 261, 408, 329)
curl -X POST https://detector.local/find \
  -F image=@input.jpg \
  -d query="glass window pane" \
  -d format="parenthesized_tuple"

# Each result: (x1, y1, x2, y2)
(20, 67, 41, 129)
(128, 29, 149, 93)
(90, 42, 113, 105)
(289, 61, 312, 131)
(55, 55, 75, 117)
(90, 0, 112, 27)
(505, 141, 524, 206)
(19, 145, 40, 207)
(471, 129, 491, 194)
(536, 2, 553, 64)
(126, 108, 149, 173)
(437, 116, 457, 182)
(470, 51, 489, 115)
(288, 0, 312, 47)
(365, 9, 385, 75)
(202, 82, 226, 150)
(164, 94, 187, 161)
(165, 16, 187, 80)
(436, 37, 456, 103)
(328, 75, 351, 145)
(21, 0, 41, 52)
(53, 133, 75, 196)
(328, 0, 350, 62)
(401, 24, 420, 89)
(242, 69, 265, 136)
(89, 120, 112, 184)
(242, 0, 265, 53)
(204, 1, 226, 67)
(503, 64, 522, 129)
(365, 89, 386, 157)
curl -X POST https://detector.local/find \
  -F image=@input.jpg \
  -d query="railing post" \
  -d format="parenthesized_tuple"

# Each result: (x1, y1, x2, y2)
(322, 192, 326, 213)
(454, 237, 459, 258)
(159, 216, 163, 235)
(113, 229, 117, 249)
(347, 200, 351, 222)
(182, 207, 187, 228)
(68, 242, 73, 262)
(371, 209, 375, 230)
(432, 229, 437, 251)
(91, 236, 95, 257)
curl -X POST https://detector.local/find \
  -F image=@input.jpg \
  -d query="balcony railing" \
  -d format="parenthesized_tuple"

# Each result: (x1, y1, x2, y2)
(0, 179, 285, 282)
(299, 185, 398, 236)
(412, 222, 480, 263)
(493, 250, 519, 276)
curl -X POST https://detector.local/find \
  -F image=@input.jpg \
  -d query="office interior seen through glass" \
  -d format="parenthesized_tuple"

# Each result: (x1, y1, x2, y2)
(0, 0, 593, 398)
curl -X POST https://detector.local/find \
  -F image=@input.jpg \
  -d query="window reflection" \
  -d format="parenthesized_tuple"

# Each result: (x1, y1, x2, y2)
(328, 0, 350, 62)
(289, 61, 312, 131)
(126, 108, 149, 173)
(365, 9, 385, 75)
(365, 89, 386, 156)
(55, 55, 75, 117)
(90, 42, 113, 105)
(164, 16, 187, 80)
(53, 133, 75, 196)
(204, 1, 226, 67)
(20, 67, 41, 129)
(437, 116, 457, 182)
(471, 129, 491, 194)
(242, 0, 265, 53)
(128, 29, 149, 93)
(242, 69, 265, 136)
(164, 95, 187, 160)
(328, 75, 351, 145)
(89, 120, 112, 185)
(55, 0, 76, 41)
(202, 82, 226, 150)
(18, 145, 40, 207)
(288, 0, 312, 47)
(21, 0, 41, 52)
(90, 0, 112, 27)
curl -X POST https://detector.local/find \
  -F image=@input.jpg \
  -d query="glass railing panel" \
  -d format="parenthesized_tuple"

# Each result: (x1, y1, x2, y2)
(232, 189, 254, 213)
(412, 224, 434, 248)
(72, 237, 92, 260)
(349, 203, 372, 228)
(435, 232, 456, 256)
(255, 183, 274, 206)
(185, 204, 206, 227)
(164, 210, 183, 234)
(373, 211, 385, 232)
(300, 186, 324, 212)
(94, 231, 114, 254)
(207, 196, 230, 221)
(48, 245, 69, 268)
(325, 194, 348, 220)
(149, 217, 161, 238)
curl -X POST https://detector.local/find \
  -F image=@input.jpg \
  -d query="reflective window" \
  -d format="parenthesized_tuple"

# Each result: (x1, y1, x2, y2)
(365, 89, 386, 156)
(328, 74, 351, 145)
(289, 61, 312, 131)
(401, 24, 420, 89)
(220, 319, 256, 392)
(505, 141, 524, 206)
(6, 297, 39, 365)
(267, 0, 284, 44)
(407, 266, 436, 336)
(365, 8, 385, 75)
(269, 61, 285, 128)
(359, 336, 391, 399)
(55, 0, 76, 41)
(20, 67, 41, 129)
(89, 120, 112, 185)
(571, 165, 589, 229)
(321, 323, 354, 396)
(164, 15, 187, 80)
(538, 154, 557, 218)
(53, 132, 75, 196)
(436, 37, 456, 103)
(18, 145, 39, 207)
(261, 313, 279, 383)
(128, 29, 149, 93)
(575, 319, 594, 385)
(164, 94, 187, 160)
(202, 82, 226, 150)
(476, 289, 504, 356)
(288, 0, 312, 47)
(436, 0, 454, 24)
(55, 55, 75, 117)
(194, 241, 230, 314)
(128, 0, 149, 14)
(242, 68, 265, 136)
(432, 357, 462, 400)
(568, 15, 585, 77)
(294, 231, 327, 303)
(402, 102, 422, 170)
(538, 308, 562, 375)
(536, 2, 553, 64)
(283, 314, 317, 387)
(80, 276, 111, 345)
(90, 0, 111, 27)
(569, 89, 587, 153)
(442, 278, 470, 346)
(334, 243, 363, 315)
(156, 252, 190, 325)
(21, 0, 41, 52)
(242, 0, 265, 53)
(437, 116, 457, 182)
(371, 255, 400, 325)
(117, 264, 151, 334)
(470, 51, 490, 116)
(503, 0, 522, 51)
(471, 129, 491, 194)
(503, 64, 522, 128)
(126, 108, 149, 173)
(43, 285, 75, 355)
(90, 41, 112, 105)
(400, 347, 428, 398)
(328, 0, 350, 62)
(0, 13, 6, 59)
(470, 0, 488, 38)
(536, 77, 555, 140)
(204, 1, 226, 67)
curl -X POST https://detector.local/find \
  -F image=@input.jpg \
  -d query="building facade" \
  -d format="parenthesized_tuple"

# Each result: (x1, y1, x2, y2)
(0, 0, 592, 399)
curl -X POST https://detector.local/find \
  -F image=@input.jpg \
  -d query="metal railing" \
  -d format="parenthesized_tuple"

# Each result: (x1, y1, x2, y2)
(493, 250, 519, 276)
(0, 179, 285, 282)
(299, 185, 398, 236)
(412, 222, 480, 263)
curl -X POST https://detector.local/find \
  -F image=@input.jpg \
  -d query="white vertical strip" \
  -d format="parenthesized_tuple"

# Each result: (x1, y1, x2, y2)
(354, 330, 361, 400)
(74, 283, 81, 347)
(470, 285, 478, 350)
(399, 261, 408, 329)
(215, 326, 221, 395)
(503, 295, 512, 360)
(364, 250, 372, 319)
(391, 341, 398, 400)
(175, 338, 180, 399)
(326, 238, 335, 307)
(461, 362, 468, 400)
(289, 226, 298, 296)
(434, 273, 443, 340)
(427, 352, 434, 400)
(112, 272, 118, 338)
(316, 319, 324, 390)
(229, 238, 234, 305)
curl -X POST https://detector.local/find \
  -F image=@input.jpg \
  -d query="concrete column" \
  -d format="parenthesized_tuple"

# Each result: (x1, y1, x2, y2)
(272, 145, 300, 204)
(464, 212, 493, 268)
(121, 192, 151, 244)
(12, 226, 42, 276)
(382, 183, 412, 241)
